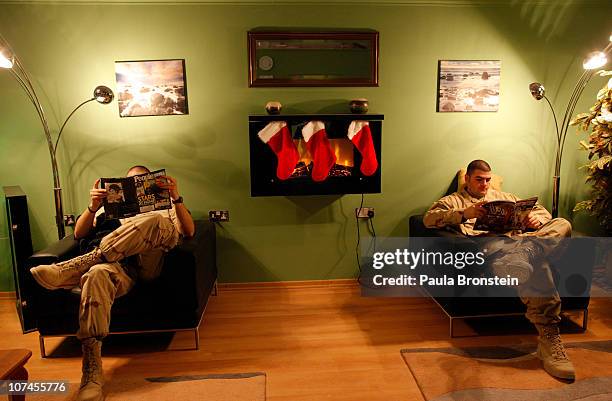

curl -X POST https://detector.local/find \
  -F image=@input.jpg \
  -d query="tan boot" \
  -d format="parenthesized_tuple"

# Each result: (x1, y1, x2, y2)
(77, 338, 104, 401)
(536, 324, 575, 380)
(490, 241, 542, 285)
(30, 248, 103, 290)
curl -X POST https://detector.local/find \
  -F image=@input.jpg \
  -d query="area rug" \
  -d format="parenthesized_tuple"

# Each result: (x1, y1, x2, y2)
(29, 372, 266, 401)
(401, 340, 612, 401)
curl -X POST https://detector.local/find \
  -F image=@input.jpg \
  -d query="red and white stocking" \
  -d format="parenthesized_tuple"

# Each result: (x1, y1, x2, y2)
(348, 121, 378, 176)
(302, 121, 337, 182)
(258, 121, 299, 180)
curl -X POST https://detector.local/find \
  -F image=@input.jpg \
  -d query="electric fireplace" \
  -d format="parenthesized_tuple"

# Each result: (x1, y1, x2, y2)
(249, 114, 383, 196)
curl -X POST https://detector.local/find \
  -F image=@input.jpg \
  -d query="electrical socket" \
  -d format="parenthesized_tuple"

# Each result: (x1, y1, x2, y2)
(355, 207, 375, 218)
(209, 210, 230, 222)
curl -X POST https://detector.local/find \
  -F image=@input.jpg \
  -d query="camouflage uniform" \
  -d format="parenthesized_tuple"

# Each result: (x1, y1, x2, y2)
(424, 187, 572, 326)
(77, 209, 180, 339)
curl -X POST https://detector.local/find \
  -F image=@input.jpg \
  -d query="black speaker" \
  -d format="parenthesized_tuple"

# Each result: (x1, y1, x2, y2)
(3, 186, 37, 333)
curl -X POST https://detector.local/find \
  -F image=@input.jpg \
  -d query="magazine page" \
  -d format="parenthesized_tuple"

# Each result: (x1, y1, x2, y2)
(510, 196, 538, 230)
(474, 200, 515, 231)
(100, 177, 139, 219)
(134, 169, 171, 214)
(101, 169, 171, 219)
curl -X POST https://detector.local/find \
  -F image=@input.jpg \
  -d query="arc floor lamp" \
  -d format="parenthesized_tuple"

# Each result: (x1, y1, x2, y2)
(529, 33, 612, 218)
(1, 34, 114, 239)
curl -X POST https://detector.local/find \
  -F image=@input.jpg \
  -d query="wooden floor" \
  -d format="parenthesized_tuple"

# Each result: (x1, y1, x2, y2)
(1, 283, 611, 401)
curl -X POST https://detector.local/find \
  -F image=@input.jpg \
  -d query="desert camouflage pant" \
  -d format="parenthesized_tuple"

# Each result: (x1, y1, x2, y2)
(76, 213, 179, 340)
(487, 218, 572, 326)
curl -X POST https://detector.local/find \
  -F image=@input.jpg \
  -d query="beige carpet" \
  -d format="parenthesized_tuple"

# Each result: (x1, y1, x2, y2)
(28, 372, 266, 401)
(401, 340, 612, 401)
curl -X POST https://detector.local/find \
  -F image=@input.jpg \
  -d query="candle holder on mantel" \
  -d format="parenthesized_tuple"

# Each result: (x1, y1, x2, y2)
(265, 101, 282, 115)
(349, 98, 368, 114)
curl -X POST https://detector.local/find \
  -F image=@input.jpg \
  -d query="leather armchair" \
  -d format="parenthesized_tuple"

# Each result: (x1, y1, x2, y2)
(409, 177, 593, 337)
(26, 220, 217, 357)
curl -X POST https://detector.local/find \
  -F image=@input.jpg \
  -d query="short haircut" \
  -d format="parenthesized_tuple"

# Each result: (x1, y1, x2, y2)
(108, 184, 122, 192)
(466, 160, 491, 176)
(126, 165, 150, 175)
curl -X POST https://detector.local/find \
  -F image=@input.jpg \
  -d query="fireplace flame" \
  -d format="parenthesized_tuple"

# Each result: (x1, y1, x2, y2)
(294, 138, 354, 167)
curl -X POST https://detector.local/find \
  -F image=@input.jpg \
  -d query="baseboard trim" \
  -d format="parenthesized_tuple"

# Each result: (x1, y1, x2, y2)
(219, 278, 358, 291)
(0, 291, 16, 300)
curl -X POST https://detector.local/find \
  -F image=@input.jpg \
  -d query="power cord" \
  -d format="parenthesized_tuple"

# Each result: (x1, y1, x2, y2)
(368, 214, 376, 237)
(355, 193, 365, 273)
(355, 193, 378, 289)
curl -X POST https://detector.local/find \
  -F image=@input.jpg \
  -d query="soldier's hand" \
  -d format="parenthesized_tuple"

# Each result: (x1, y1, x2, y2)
(464, 202, 487, 219)
(89, 179, 107, 211)
(524, 212, 542, 229)
(157, 175, 179, 201)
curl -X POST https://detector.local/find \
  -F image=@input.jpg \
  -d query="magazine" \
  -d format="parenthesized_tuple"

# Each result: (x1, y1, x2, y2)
(474, 196, 538, 232)
(100, 169, 171, 219)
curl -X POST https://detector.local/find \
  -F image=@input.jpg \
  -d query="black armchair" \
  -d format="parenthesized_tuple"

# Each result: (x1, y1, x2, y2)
(26, 219, 217, 357)
(409, 214, 592, 337)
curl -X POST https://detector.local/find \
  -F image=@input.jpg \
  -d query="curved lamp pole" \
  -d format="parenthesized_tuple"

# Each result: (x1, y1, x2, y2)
(529, 34, 612, 218)
(0, 35, 114, 239)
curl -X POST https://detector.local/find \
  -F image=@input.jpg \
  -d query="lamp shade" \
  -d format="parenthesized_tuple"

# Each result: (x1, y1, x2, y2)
(94, 85, 114, 104)
(0, 51, 13, 68)
(582, 51, 607, 70)
(529, 82, 546, 100)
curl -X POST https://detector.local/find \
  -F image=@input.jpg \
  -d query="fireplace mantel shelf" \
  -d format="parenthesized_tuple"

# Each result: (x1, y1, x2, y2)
(249, 113, 384, 123)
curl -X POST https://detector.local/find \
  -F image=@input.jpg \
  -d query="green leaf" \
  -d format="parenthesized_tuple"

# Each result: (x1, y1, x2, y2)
(570, 113, 590, 126)
(596, 155, 612, 169)
(597, 88, 608, 100)
(579, 140, 590, 150)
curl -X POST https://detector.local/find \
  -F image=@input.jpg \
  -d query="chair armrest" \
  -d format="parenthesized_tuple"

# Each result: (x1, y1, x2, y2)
(409, 215, 464, 238)
(28, 235, 79, 266)
(162, 220, 217, 313)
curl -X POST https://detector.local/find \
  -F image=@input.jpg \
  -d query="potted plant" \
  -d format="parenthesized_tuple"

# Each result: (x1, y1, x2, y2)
(572, 71, 612, 234)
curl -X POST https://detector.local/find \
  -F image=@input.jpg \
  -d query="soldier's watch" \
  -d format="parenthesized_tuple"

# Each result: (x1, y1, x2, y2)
(172, 196, 184, 204)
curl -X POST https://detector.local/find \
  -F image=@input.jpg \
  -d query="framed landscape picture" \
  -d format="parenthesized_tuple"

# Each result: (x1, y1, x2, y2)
(115, 59, 188, 117)
(437, 60, 501, 112)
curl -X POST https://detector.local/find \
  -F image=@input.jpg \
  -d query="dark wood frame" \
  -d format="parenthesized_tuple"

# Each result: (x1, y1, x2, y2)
(248, 30, 379, 87)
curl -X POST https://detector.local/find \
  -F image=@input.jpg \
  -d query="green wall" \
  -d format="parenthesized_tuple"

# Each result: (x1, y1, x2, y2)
(0, 1, 610, 291)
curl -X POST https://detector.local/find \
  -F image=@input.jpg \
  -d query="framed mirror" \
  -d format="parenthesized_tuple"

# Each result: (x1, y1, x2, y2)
(248, 30, 379, 87)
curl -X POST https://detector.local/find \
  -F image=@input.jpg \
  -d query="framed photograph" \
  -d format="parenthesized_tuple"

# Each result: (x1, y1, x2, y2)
(437, 60, 501, 112)
(115, 59, 188, 117)
(248, 30, 379, 87)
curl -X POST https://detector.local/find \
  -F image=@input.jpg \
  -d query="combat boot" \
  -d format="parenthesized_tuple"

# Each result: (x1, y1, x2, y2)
(77, 337, 104, 401)
(30, 248, 103, 290)
(489, 240, 543, 285)
(536, 324, 575, 380)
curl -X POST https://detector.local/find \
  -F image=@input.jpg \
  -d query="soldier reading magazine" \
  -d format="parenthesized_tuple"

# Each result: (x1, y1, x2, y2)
(424, 159, 575, 381)
(29, 165, 195, 401)
(101, 168, 172, 219)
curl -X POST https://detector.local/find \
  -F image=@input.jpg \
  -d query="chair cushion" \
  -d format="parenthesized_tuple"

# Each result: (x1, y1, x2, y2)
(457, 168, 503, 192)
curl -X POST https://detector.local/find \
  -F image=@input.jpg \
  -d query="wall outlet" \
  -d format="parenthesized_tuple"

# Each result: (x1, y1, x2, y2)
(355, 207, 375, 218)
(209, 210, 230, 222)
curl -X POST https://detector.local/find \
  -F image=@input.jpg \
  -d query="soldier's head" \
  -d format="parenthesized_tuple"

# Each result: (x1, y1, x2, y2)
(465, 159, 492, 197)
(126, 165, 150, 177)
